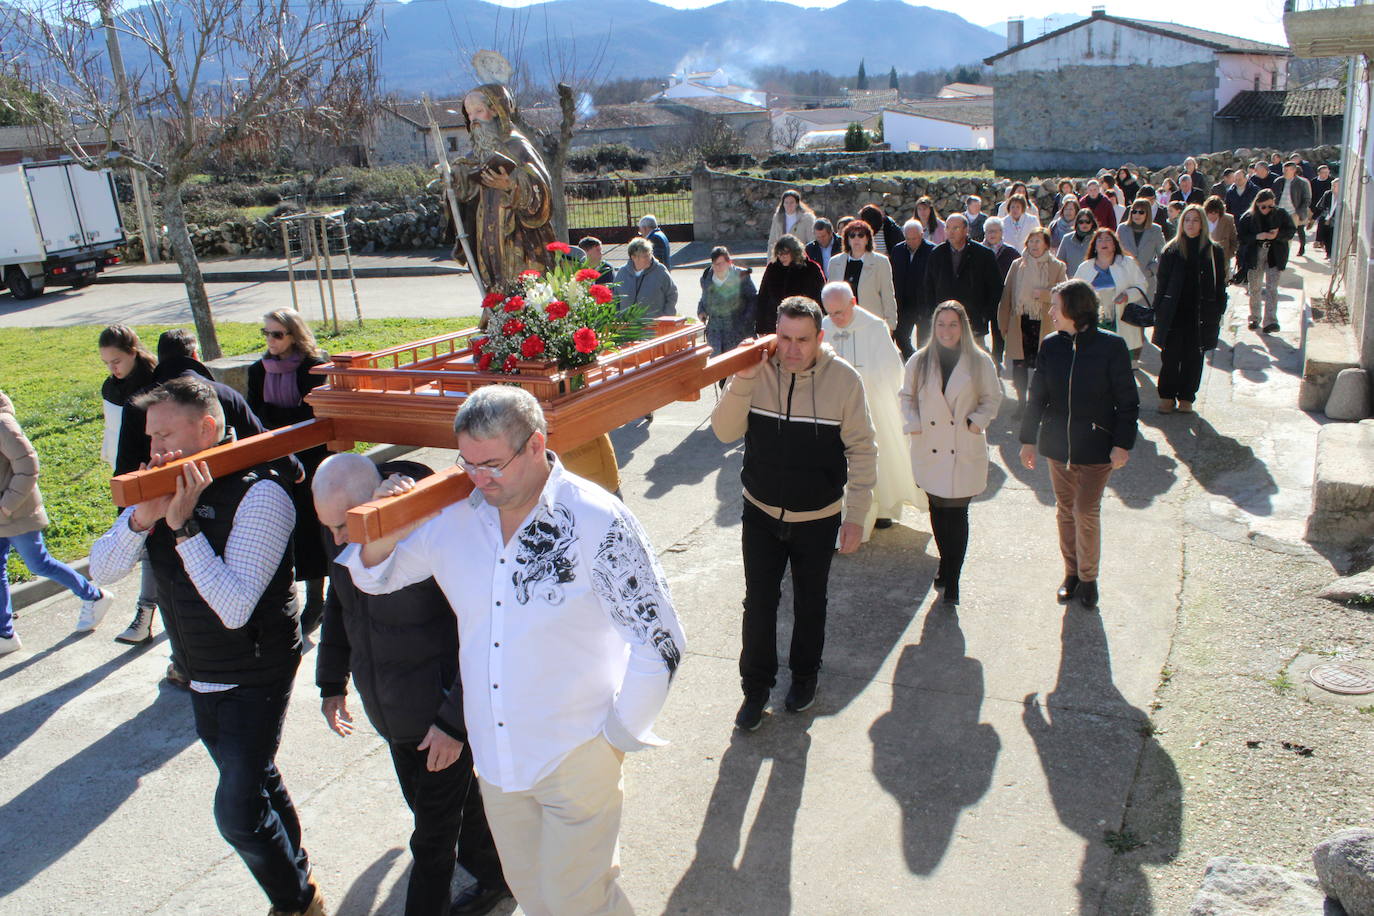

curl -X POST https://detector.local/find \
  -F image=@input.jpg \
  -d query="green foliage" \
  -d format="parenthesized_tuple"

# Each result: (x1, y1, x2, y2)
(1270, 670, 1295, 694)
(0, 74, 52, 127)
(0, 319, 471, 584)
(888, 66, 899, 90)
(565, 144, 650, 174)
(856, 59, 868, 90)
(843, 122, 871, 152)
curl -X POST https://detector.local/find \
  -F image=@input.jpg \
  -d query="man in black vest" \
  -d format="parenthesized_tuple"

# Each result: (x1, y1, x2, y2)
(889, 219, 934, 359)
(312, 454, 509, 916)
(90, 376, 321, 916)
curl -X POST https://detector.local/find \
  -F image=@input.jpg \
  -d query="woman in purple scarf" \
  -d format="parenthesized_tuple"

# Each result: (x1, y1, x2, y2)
(247, 308, 329, 633)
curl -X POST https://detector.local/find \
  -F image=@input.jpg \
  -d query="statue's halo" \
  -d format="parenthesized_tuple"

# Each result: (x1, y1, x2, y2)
(472, 50, 514, 86)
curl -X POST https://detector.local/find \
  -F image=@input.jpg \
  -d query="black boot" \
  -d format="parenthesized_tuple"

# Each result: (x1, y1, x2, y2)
(1075, 579, 1099, 609)
(1057, 575, 1080, 604)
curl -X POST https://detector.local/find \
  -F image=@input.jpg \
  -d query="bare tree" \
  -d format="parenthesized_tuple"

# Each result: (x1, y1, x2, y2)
(7, 0, 377, 358)
(771, 114, 808, 152)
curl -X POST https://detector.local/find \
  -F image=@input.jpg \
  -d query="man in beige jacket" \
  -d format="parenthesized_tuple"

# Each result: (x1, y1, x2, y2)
(711, 296, 877, 731)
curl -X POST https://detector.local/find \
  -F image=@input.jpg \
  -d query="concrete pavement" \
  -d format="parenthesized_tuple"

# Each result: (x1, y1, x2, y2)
(0, 260, 1345, 914)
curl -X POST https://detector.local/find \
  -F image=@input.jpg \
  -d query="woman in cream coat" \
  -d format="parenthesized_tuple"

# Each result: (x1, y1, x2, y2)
(766, 189, 816, 259)
(899, 301, 1001, 606)
(1072, 228, 1150, 359)
(830, 219, 898, 330)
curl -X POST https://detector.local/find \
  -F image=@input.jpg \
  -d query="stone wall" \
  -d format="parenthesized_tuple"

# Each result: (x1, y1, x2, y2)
(991, 62, 1218, 172)
(1214, 117, 1345, 160)
(758, 148, 993, 175)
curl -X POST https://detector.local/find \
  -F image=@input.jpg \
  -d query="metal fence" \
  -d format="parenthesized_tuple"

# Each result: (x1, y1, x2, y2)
(564, 175, 694, 245)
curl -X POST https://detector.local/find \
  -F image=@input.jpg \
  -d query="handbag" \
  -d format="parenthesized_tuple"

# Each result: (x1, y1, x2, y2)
(1119, 285, 1155, 328)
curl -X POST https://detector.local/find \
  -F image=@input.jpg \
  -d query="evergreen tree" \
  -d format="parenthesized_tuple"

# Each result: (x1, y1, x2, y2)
(844, 122, 871, 151)
(857, 59, 868, 90)
(888, 66, 899, 90)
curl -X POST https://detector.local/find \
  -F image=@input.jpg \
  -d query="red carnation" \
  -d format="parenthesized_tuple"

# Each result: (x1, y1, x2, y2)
(519, 269, 542, 279)
(521, 334, 546, 358)
(481, 290, 504, 310)
(588, 284, 613, 304)
(501, 318, 525, 336)
(546, 241, 572, 254)
(545, 300, 569, 320)
(471, 336, 487, 354)
(502, 295, 525, 313)
(575, 268, 601, 282)
(573, 326, 599, 354)
(477, 351, 494, 371)
(502, 354, 518, 373)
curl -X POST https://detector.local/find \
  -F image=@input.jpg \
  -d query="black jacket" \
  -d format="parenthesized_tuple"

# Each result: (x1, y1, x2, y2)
(889, 238, 934, 319)
(805, 237, 841, 280)
(755, 258, 826, 334)
(145, 465, 300, 686)
(966, 211, 988, 242)
(923, 240, 1005, 335)
(1020, 326, 1140, 466)
(315, 460, 465, 744)
(1237, 207, 1296, 272)
(1225, 183, 1257, 219)
(246, 355, 328, 431)
(991, 244, 1017, 280)
(1151, 240, 1228, 351)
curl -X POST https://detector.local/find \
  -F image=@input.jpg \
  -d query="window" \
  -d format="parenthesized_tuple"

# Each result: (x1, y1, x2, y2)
(447, 136, 459, 152)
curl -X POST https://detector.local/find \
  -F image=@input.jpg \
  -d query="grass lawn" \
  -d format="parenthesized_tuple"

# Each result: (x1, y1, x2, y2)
(731, 168, 997, 183)
(2, 317, 473, 585)
(238, 204, 277, 221)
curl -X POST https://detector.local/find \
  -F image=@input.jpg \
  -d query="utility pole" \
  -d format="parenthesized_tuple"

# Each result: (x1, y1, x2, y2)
(97, 0, 159, 263)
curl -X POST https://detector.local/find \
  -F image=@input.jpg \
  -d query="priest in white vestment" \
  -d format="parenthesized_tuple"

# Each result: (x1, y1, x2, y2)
(820, 281, 926, 540)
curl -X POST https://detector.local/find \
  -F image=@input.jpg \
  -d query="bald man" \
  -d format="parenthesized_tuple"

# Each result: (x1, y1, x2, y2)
(313, 454, 508, 916)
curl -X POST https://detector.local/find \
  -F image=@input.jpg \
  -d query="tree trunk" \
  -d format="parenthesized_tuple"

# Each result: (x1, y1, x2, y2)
(160, 181, 222, 360)
(548, 82, 577, 242)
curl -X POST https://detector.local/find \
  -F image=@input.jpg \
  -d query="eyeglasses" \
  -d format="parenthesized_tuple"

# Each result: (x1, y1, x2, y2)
(261, 329, 288, 340)
(845, 232, 867, 239)
(457, 432, 532, 479)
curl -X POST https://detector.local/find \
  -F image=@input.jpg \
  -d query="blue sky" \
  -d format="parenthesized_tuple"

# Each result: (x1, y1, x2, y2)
(479, 0, 1290, 45)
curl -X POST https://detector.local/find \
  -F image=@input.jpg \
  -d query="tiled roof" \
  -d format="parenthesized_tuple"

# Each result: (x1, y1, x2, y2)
(1215, 88, 1345, 119)
(885, 98, 995, 127)
(985, 14, 1290, 63)
(939, 82, 994, 97)
(384, 100, 467, 129)
(522, 104, 687, 132)
(659, 96, 767, 115)
(778, 107, 877, 126)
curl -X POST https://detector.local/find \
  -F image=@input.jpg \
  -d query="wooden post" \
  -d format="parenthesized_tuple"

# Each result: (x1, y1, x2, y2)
(309, 218, 328, 325)
(320, 219, 340, 334)
(338, 216, 363, 326)
(281, 221, 298, 312)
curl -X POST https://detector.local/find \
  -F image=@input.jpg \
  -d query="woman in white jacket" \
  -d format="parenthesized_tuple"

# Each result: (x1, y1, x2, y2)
(1001, 195, 1040, 253)
(830, 219, 898, 331)
(1073, 228, 1150, 359)
(766, 189, 816, 259)
(900, 300, 1001, 606)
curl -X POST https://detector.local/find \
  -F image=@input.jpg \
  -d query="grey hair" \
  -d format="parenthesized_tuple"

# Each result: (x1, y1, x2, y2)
(945, 212, 969, 229)
(982, 216, 1004, 232)
(626, 237, 652, 259)
(901, 218, 923, 233)
(453, 385, 546, 449)
(312, 453, 381, 509)
(638, 214, 658, 229)
(820, 281, 854, 306)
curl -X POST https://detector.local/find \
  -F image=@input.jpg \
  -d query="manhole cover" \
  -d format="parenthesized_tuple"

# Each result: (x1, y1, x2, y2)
(1308, 663, 1374, 695)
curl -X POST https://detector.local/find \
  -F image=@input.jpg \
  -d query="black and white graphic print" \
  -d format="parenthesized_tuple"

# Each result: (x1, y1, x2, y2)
(591, 515, 682, 675)
(512, 503, 578, 606)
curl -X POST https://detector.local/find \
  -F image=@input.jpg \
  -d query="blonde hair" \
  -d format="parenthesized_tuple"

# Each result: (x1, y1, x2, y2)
(263, 308, 322, 359)
(1165, 203, 1214, 251)
(910, 301, 985, 391)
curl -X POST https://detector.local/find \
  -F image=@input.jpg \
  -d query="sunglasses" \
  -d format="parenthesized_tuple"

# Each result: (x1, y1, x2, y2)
(261, 328, 288, 340)
(1258, 204, 1275, 212)
(1076, 219, 1093, 225)
(1131, 208, 1149, 215)
(846, 232, 867, 239)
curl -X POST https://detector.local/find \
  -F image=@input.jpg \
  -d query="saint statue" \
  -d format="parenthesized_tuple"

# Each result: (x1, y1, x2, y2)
(450, 82, 557, 295)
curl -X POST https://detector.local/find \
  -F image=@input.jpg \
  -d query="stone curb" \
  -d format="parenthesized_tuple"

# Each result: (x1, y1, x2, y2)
(9, 442, 417, 614)
(100, 264, 468, 284)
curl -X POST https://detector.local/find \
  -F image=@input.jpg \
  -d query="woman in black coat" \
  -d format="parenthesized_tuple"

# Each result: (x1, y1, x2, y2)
(1151, 204, 1227, 414)
(247, 307, 329, 632)
(1019, 279, 1139, 610)
(754, 234, 826, 334)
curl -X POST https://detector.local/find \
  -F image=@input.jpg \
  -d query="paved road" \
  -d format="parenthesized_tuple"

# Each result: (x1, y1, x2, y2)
(0, 267, 713, 328)
(0, 270, 1332, 914)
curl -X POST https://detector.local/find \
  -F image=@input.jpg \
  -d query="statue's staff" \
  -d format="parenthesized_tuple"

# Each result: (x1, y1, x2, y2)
(423, 94, 485, 300)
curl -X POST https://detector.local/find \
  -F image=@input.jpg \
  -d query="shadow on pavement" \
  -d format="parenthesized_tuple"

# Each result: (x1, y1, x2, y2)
(334, 847, 405, 915)
(869, 604, 1000, 875)
(0, 683, 197, 896)
(1139, 408, 1278, 518)
(662, 727, 812, 916)
(0, 630, 87, 686)
(1022, 605, 1181, 914)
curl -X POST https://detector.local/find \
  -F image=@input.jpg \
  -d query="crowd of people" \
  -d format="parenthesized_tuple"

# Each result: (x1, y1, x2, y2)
(0, 150, 1330, 916)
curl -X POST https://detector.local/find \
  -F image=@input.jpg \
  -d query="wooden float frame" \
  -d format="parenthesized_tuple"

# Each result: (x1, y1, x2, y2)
(111, 318, 775, 543)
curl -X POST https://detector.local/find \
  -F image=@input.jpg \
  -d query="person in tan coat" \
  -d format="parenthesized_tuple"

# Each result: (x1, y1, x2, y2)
(900, 302, 1002, 606)
(998, 227, 1068, 409)
(766, 189, 817, 258)
(0, 389, 112, 653)
(1204, 195, 1238, 268)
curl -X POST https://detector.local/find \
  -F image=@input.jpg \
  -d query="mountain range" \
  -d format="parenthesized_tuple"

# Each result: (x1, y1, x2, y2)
(375, 0, 1006, 94)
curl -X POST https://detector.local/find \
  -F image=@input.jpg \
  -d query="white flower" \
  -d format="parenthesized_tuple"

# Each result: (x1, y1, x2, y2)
(525, 281, 555, 308)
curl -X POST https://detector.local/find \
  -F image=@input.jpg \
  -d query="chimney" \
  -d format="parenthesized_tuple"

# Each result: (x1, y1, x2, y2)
(1090, 5, 1106, 17)
(1007, 16, 1025, 49)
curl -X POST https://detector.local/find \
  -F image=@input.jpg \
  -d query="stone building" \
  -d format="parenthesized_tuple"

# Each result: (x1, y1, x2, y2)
(366, 100, 469, 166)
(1213, 88, 1344, 151)
(984, 10, 1292, 171)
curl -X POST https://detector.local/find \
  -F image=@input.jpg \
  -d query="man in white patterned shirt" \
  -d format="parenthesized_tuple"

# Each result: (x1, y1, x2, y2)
(344, 385, 686, 916)
(89, 376, 322, 916)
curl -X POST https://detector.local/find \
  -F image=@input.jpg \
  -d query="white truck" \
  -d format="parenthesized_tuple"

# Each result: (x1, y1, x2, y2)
(0, 159, 126, 299)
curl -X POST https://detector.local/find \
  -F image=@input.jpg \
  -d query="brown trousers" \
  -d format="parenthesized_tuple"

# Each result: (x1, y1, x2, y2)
(1048, 460, 1114, 582)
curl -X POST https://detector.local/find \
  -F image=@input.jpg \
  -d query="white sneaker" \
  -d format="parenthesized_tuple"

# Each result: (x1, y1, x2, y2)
(75, 589, 115, 632)
(115, 604, 156, 645)
(0, 633, 20, 655)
